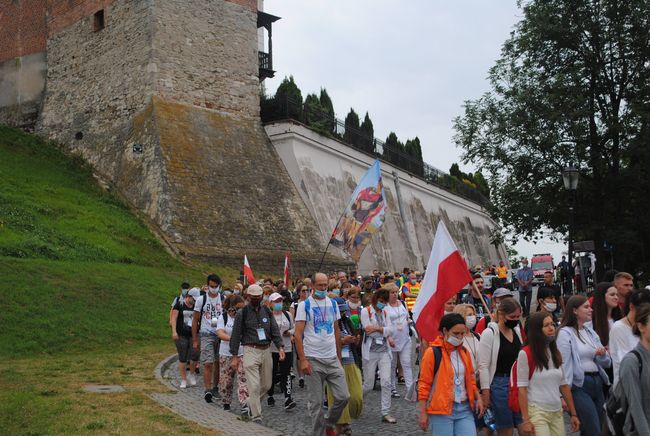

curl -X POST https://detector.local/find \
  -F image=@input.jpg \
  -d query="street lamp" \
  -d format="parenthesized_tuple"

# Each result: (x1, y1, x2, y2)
(562, 165, 579, 293)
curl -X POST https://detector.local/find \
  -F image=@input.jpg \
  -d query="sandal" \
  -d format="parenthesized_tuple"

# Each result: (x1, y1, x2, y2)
(382, 415, 397, 424)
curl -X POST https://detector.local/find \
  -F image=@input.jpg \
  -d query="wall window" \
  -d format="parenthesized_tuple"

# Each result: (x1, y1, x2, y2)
(93, 10, 105, 32)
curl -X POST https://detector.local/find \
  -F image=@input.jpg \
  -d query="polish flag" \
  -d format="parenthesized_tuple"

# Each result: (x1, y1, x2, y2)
(412, 221, 473, 342)
(243, 255, 256, 285)
(283, 253, 290, 286)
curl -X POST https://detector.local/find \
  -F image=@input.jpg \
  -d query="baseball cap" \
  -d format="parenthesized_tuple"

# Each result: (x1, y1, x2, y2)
(188, 288, 201, 299)
(269, 292, 284, 302)
(492, 288, 513, 298)
(247, 284, 263, 296)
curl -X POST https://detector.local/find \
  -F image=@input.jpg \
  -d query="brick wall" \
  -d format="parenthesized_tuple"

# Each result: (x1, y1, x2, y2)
(0, 0, 47, 63)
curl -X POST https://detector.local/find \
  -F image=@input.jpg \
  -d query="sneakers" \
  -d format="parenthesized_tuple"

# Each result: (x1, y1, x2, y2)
(391, 389, 400, 398)
(180, 379, 187, 389)
(223, 403, 230, 411)
(397, 376, 405, 385)
(188, 374, 197, 387)
(382, 415, 397, 424)
(251, 416, 262, 423)
(299, 377, 305, 388)
(204, 390, 213, 403)
(284, 397, 296, 410)
(241, 404, 250, 417)
(267, 396, 275, 406)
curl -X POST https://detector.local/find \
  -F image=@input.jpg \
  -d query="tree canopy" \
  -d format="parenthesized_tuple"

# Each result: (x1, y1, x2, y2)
(454, 0, 650, 276)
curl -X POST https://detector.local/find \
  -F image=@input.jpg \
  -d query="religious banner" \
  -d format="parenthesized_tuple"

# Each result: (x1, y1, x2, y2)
(330, 160, 387, 262)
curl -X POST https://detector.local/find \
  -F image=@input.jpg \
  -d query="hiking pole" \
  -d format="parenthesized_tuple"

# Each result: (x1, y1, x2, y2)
(471, 280, 492, 317)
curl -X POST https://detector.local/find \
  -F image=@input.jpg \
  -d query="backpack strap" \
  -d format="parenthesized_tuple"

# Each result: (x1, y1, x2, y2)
(222, 310, 228, 326)
(631, 350, 643, 375)
(523, 345, 535, 379)
(197, 294, 209, 329)
(432, 346, 443, 377)
(283, 310, 292, 328)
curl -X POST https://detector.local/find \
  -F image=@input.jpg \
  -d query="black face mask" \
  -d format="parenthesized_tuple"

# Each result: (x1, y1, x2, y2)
(504, 319, 519, 330)
(249, 297, 261, 307)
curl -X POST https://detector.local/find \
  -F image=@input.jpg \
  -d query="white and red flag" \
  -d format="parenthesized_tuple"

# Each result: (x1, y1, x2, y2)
(412, 221, 473, 342)
(243, 255, 256, 285)
(283, 253, 290, 286)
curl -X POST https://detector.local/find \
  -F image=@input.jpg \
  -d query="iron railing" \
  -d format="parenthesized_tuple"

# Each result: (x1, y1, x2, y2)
(259, 51, 272, 71)
(261, 95, 490, 207)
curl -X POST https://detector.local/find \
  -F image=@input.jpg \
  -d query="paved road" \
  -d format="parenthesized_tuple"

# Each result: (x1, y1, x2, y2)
(159, 345, 578, 435)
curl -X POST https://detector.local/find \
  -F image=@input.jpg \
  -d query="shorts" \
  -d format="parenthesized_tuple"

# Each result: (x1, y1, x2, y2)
(490, 375, 522, 430)
(175, 336, 192, 363)
(200, 334, 219, 364)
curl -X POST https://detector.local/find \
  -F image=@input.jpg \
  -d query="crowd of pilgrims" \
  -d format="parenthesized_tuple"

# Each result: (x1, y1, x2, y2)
(168, 267, 650, 436)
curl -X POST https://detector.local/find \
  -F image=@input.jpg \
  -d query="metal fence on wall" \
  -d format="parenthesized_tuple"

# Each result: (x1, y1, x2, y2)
(261, 95, 490, 208)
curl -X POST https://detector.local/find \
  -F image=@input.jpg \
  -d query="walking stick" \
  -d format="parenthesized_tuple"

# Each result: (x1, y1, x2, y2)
(470, 280, 492, 317)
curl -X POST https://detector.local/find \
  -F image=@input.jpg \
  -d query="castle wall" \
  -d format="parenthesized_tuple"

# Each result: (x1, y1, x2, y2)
(0, 52, 47, 129)
(152, 0, 261, 118)
(266, 122, 507, 273)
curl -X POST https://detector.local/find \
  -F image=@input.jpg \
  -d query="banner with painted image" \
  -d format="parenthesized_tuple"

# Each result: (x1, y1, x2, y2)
(330, 160, 387, 262)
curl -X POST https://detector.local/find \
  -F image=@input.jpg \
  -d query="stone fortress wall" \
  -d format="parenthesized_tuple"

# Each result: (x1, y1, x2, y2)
(0, 0, 503, 274)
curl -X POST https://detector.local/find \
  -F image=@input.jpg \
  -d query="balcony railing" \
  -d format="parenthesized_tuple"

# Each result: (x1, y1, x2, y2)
(261, 95, 490, 208)
(259, 51, 274, 79)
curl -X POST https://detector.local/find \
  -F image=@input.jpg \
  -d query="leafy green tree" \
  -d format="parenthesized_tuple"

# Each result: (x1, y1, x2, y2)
(383, 132, 404, 167)
(359, 112, 375, 153)
(453, 0, 650, 274)
(303, 93, 328, 134)
(275, 75, 303, 119)
(343, 109, 361, 147)
(404, 137, 424, 175)
(319, 88, 336, 134)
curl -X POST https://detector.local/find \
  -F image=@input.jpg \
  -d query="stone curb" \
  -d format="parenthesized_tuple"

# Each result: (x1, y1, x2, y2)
(151, 353, 280, 435)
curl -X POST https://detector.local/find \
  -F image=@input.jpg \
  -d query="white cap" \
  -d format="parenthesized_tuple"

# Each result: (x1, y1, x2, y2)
(269, 292, 284, 302)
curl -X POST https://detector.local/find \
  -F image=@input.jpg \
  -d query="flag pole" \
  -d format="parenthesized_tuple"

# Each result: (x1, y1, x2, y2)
(470, 280, 492, 316)
(317, 209, 348, 271)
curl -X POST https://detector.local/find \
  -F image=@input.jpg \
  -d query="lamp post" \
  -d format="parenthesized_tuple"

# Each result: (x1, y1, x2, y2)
(562, 165, 579, 293)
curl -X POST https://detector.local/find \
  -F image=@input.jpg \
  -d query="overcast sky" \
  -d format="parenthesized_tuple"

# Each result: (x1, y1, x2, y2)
(264, 0, 566, 262)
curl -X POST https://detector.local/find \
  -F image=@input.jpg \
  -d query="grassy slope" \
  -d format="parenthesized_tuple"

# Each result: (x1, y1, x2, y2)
(0, 126, 236, 433)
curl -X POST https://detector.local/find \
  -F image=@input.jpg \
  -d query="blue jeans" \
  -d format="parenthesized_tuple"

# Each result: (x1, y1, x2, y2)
(572, 374, 604, 436)
(490, 375, 523, 430)
(429, 401, 475, 436)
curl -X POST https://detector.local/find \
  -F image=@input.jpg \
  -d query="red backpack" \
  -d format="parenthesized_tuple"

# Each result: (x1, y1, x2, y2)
(507, 345, 534, 413)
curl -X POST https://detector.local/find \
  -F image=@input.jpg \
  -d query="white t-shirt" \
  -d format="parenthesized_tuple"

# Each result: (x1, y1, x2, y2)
(610, 319, 639, 384)
(386, 303, 410, 352)
(295, 296, 340, 359)
(216, 313, 243, 357)
(271, 311, 294, 353)
(194, 293, 223, 335)
(517, 350, 566, 412)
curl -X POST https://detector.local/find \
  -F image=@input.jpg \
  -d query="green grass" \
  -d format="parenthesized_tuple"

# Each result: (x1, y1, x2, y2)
(0, 125, 236, 433)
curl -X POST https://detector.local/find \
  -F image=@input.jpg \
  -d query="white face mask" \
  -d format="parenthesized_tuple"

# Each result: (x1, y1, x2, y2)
(447, 336, 463, 347)
(348, 302, 359, 310)
(544, 302, 557, 312)
(465, 315, 477, 330)
(208, 286, 220, 295)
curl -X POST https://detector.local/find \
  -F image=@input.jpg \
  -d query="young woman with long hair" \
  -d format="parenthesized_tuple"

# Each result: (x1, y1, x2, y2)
(418, 313, 485, 435)
(518, 312, 580, 436)
(478, 298, 525, 436)
(588, 281, 622, 347)
(556, 295, 611, 436)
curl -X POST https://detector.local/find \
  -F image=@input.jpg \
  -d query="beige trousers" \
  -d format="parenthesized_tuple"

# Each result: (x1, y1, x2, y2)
(243, 346, 273, 418)
(529, 404, 566, 436)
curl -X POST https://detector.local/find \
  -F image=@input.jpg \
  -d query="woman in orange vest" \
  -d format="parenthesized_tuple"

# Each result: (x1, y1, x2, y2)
(418, 313, 485, 434)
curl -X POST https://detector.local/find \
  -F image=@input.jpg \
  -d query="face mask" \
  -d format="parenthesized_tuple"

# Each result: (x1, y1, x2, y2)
(223, 290, 233, 297)
(447, 336, 463, 347)
(181, 289, 188, 297)
(544, 302, 557, 312)
(249, 297, 261, 306)
(234, 290, 241, 295)
(410, 279, 417, 285)
(314, 290, 327, 299)
(332, 289, 341, 296)
(262, 295, 269, 302)
(348, 302, 359, 310)
(465, 315, 477, 330)
(273, 302, 283, 311)
(505, 319, 519, 330)
(208, 286, 220, 295)
(545, 335, 555, 344)
(376, 302, 386, 310)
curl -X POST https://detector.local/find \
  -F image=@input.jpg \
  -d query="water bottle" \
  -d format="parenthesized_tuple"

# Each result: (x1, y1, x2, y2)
(483, 407, 497, 431)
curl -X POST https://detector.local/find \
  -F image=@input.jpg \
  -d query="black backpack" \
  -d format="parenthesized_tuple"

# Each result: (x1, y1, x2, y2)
(605, 350, 642, 436)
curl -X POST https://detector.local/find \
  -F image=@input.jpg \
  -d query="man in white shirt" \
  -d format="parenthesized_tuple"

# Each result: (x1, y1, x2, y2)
(192, 274, 223, 403)
(294, 272, 350, 436)
(610, 288, 650, 384)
